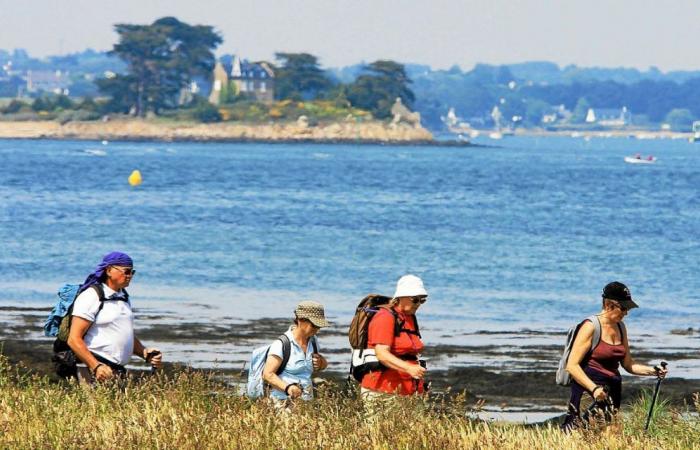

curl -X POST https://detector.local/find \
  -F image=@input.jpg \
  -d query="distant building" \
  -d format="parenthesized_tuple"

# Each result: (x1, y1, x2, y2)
(26, 70, 70, 95)
(208, 62, 229, 105)
(208, 56, 275, 105)
(542, 104, 572, 125)
(585, 106, 631, 127)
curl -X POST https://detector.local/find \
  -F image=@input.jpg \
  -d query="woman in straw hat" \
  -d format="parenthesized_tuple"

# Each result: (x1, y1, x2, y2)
(263, 301, 329, 403)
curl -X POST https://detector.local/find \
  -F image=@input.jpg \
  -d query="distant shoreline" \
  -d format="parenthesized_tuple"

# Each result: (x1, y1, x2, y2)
(513, 128, 693, 140)
(0, 119, 480, 147)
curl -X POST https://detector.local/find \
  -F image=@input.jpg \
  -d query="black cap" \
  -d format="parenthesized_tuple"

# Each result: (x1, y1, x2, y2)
(602, 281, 639, 309)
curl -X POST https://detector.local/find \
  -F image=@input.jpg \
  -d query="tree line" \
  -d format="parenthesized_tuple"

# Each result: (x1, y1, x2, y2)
(411, 64, 700, 130)
(89, 17, 413, 121)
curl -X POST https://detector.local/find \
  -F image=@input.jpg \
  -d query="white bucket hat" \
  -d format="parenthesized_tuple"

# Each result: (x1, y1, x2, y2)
(393, 274, 428, 299)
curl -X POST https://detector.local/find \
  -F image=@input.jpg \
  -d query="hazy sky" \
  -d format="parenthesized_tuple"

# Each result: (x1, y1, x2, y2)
(1, 0, 698, 71)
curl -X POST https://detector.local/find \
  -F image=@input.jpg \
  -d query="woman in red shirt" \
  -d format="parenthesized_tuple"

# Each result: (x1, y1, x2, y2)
(361, 274, 428, 398)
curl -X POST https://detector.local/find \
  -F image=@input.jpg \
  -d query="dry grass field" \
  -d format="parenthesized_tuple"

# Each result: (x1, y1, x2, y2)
(1, 355, 698, 449)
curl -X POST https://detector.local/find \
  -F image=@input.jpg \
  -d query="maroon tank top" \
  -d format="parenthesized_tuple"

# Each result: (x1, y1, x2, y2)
(586, 340, 626, 377)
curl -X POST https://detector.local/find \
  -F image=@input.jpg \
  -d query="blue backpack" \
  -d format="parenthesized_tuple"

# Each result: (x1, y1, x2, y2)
(43, 284, 113, 339)
(246, 334, 318, 398)
(44, 283, 127, 378)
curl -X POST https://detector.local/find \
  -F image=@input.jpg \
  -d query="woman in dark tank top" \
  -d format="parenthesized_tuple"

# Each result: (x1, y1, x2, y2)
(562, 282, 668, 431)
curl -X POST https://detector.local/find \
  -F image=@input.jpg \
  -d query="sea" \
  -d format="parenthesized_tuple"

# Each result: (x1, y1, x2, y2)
(1, 135, 699, 380)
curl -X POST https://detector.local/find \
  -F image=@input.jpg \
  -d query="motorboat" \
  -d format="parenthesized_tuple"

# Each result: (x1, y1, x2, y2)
(624, 155, 656, 164)
(489, 131, 503, 140)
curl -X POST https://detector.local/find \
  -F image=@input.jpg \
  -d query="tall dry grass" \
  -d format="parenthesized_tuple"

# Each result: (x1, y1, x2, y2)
(0, 355, 698, 449)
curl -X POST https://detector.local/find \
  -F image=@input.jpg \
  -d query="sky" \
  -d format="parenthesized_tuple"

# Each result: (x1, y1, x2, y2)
(0, 0, 698, 71)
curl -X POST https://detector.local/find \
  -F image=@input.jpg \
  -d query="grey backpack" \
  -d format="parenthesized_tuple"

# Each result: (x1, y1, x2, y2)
(555, 315, 627, 386)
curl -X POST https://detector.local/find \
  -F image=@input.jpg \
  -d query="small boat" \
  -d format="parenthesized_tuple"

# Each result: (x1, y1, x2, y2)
(489, 131, 503, 140)
(84, 149, 107, 156)
(624, 155, 656, 164)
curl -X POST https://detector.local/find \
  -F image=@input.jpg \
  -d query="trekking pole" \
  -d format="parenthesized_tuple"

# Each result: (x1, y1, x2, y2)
(644, 361, 668, 431)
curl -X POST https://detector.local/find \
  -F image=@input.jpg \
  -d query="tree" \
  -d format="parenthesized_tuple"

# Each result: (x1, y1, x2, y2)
(524, 99, 552, 127)
(346, 60, 415, 119)
(571, 97, 591, 123)
(31, 97, 52, 112)
(664, 108, 694, 131)
(95, 75, 139, 114)
(274, 53, 333, 100)
(100, 17, 222, 116)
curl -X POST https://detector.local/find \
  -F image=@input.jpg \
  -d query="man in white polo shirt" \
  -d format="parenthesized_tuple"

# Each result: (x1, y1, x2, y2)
(67, 251, 163, 382)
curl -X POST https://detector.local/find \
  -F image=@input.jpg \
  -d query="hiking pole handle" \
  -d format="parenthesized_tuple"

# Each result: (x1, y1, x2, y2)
(146, 350, 162, 373)
(654, 361, 668, 372)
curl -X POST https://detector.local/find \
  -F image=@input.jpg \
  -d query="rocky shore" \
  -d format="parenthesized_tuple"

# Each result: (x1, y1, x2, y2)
(0, 118, 437, 144)
(3, 306, 699, 422)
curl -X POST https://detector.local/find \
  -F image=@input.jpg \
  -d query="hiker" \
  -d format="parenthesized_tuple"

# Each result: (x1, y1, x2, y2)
(562, 281, 668, 430)
(262, 301, 329, 404)
(67, 252, 163, 382)
(360, 274, 427, 401)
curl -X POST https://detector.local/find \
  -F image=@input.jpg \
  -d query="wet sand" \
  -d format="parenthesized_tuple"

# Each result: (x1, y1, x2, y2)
(3, 306, 699, 419)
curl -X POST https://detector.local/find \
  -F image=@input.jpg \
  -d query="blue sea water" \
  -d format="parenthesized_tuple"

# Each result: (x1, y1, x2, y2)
(0, 136, 698, 374)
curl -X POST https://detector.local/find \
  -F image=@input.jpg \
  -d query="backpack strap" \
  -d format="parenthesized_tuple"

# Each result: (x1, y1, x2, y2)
(389, 308, 421, 338)
(311, 336, 319, 354)
(276, 334, 291, 375)
(585, 315, 602, 356)
(91, 284, 107, 319)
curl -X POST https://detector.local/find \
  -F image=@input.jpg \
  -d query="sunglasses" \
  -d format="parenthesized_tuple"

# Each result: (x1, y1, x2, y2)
(410, 296, 427, 305)
(612, 302, 629, 312)
(112, 266, 136, 276)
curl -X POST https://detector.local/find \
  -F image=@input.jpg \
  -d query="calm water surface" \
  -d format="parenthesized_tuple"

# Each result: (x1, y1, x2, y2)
(0, 136, 698, 375)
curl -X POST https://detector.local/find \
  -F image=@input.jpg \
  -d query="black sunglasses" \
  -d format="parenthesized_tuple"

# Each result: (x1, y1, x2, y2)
(410, 296, 427, 305)
(612, 301, 629, 312)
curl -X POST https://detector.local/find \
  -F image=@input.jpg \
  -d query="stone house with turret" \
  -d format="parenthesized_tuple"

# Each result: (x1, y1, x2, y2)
(209, 56, 275, 105)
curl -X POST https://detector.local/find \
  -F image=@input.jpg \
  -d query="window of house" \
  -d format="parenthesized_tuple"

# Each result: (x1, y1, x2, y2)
(260, 82, 266, 92)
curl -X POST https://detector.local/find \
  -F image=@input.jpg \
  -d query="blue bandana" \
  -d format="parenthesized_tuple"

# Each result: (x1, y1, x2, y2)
(78, 251, 133, 294)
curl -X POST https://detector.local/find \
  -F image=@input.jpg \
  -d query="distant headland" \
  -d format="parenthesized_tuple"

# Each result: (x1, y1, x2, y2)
(0, 117, 441, 145)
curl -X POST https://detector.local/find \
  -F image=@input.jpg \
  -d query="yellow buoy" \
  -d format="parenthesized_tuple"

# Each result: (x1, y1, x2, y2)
(128, 170, 142, 186)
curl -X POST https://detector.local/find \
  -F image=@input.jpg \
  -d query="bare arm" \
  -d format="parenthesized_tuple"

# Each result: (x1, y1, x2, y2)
(67, 317, 114, 381)
(133, 337, 146, 359)
(374, 344, 425, 379)
(262, 355, 302, 398)
(565, 321, 597, 393)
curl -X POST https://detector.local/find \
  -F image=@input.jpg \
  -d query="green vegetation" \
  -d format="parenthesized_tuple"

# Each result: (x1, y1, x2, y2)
(0, 95, 102, 122)
(97, 17, 222, 117)
(664, 108, 695, 131)
(0, 355, 698, 449)
(274, 53, 334, 101)
(346, 61, 415, 119)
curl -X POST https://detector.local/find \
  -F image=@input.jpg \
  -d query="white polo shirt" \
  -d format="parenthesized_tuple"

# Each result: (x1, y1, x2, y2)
(72, 283, 134, 366)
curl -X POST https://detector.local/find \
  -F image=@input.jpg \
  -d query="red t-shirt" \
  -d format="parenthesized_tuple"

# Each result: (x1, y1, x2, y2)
(360, 307, 425, 395)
